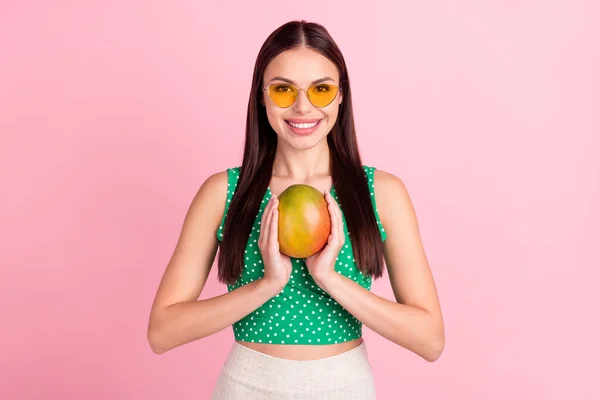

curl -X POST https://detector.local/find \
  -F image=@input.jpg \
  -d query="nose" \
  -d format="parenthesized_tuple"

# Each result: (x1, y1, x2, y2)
(292, 89, 312, 113)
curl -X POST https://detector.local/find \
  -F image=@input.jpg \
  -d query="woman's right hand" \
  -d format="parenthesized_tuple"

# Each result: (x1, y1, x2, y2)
(258, 195, 292, 292)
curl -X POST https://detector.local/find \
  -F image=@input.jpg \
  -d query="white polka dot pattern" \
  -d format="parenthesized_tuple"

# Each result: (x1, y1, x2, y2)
(216, 166, 386, 344)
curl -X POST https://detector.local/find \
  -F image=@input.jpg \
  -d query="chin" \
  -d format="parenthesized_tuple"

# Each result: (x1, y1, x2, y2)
(284, 138, 317, 150)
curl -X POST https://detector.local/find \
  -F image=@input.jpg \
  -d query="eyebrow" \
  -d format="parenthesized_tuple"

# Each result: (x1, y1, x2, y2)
(269, 76, 336, 85)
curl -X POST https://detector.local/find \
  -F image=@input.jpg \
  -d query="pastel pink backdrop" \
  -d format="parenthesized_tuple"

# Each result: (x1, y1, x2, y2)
(1, 1, 598, 399)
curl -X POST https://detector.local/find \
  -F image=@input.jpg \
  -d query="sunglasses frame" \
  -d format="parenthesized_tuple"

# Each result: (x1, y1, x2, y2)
(261, 82, 342, 108)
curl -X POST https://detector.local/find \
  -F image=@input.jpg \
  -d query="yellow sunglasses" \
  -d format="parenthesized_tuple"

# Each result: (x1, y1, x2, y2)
(262, 83, 341, 108)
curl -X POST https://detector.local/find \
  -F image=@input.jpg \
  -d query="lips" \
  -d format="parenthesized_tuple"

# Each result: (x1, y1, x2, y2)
(285, 118, 322, 135)
(285, 118, 322, 124)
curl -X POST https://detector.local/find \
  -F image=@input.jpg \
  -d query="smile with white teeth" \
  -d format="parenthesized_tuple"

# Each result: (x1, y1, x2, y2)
(287, 120, 319, 129)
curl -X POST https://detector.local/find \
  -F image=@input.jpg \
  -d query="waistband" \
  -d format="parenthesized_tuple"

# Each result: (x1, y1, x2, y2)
(219, 341, 374, 392)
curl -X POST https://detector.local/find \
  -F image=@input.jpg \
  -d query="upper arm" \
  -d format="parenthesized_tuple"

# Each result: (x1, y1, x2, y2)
(148, 170, 228, 328)
(374, 170, 443, 320)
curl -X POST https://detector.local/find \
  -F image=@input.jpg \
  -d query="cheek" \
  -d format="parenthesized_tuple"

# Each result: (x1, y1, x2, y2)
(265, 107, 286, 132)
(324, 105, 341, 126)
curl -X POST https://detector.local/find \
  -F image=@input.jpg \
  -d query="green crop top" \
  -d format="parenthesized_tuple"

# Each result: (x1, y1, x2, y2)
(217, 165, 387, 345)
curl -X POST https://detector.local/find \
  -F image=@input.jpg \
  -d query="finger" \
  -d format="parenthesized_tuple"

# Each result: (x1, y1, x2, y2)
(338, 212, 344, 247)
(334, 197, 344, 241)
(264, 198, 275, 233)
(337, 204, 345, 246)
(327, 195, 338, 244)
(259, 198, 274, 248)
(258, 198, 271, 245)
(268, 199, 279, 253)
(328, 192, 343, 246)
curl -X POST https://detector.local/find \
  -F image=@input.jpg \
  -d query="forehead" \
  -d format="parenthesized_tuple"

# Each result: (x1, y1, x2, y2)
(263, 47, 339, 84)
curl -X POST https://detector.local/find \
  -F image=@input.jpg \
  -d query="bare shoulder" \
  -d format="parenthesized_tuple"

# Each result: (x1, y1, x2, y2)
(190, 169, 229, 223)
(372, 168, 408, 195)
(372, 169, 414, 229)
(203, 169, 229, 189)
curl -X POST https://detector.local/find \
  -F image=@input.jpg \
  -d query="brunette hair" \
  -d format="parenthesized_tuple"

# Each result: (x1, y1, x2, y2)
(217, 20, 385, 284)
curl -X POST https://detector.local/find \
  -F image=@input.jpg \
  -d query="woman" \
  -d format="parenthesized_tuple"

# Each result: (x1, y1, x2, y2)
(147, 20, 445, 399)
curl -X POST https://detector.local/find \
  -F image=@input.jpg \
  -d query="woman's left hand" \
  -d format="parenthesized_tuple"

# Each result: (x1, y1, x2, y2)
(306, 191, 345, 290)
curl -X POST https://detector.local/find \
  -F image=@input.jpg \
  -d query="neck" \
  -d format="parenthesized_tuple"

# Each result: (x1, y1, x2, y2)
(272, 139, 331, 180)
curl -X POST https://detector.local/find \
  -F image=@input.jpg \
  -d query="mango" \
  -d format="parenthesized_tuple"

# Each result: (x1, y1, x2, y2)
(277, 184, 331, 258)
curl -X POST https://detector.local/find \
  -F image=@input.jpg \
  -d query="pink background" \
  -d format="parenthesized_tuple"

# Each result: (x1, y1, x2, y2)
(1, 1, 599, 399)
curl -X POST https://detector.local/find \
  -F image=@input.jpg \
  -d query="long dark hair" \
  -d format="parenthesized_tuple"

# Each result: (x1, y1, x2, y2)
(217, 20, 385, 285)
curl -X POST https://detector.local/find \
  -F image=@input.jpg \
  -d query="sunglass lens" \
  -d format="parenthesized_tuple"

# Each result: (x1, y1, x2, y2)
(268, 84, 298, 108)
(308, 84, 338, 107)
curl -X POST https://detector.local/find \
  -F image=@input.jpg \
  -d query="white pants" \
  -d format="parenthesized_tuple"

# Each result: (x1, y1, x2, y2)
(212, 341, 377, 399)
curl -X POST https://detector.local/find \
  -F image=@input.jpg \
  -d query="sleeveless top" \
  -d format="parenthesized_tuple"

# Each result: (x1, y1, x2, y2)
(217, 165, 387, 345)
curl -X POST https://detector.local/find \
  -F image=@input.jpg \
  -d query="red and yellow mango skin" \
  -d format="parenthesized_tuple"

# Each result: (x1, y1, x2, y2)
(277, 184, 331, 258)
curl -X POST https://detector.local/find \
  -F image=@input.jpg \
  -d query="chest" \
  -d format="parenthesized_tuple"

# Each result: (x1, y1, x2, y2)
(227, 188, 372, 292)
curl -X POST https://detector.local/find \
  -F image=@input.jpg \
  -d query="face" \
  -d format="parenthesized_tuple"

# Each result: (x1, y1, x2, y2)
(261, 47, 343, 149)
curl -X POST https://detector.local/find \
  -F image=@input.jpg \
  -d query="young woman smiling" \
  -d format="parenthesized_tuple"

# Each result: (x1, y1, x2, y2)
(147, 20, 445, 399)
